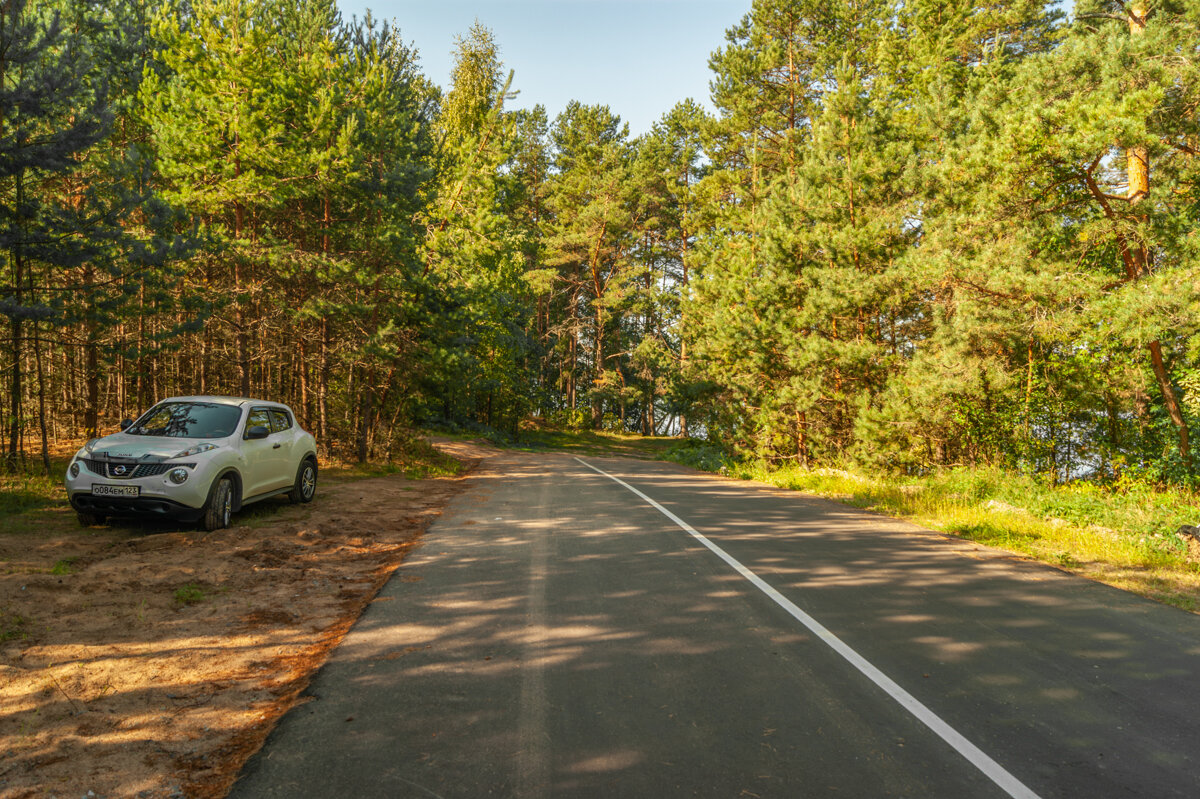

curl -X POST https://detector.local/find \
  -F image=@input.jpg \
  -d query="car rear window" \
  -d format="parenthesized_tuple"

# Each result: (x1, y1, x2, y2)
(128, 402, 241, 439)
(269, 409, 292, 432)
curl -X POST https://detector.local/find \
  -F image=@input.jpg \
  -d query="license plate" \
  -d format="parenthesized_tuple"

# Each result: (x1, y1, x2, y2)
(92, 484, 140, 498)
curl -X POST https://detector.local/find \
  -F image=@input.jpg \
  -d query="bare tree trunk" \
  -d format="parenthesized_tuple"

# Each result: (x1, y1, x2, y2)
(298, 338, 309, 426)
(318, 318, 330, 443)
(357, 373, 374, 464)
(567, 289, 578, 410)
(7, 300, 21, 468)
(6, 175, 24, 469)
(679, 253, 689, 438)
(32, 321, 50, 474)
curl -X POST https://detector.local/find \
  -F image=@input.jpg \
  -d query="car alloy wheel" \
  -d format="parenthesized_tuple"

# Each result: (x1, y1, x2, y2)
(300, 463, 316, 501)
(290, 459, 317, 504)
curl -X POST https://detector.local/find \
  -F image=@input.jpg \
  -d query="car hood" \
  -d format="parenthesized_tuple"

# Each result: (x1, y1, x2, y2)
(86, 432, 216, 460)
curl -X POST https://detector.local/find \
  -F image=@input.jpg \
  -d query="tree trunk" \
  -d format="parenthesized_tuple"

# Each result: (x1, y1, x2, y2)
(6, 174, 24, 469)
(318, 319, 330, 443)
(357, 377, 374, 464)
(32, 321, 50, 474)
(85, 334, 100, 437)
(7, 314, 21, 468)
(1148, 340, 1191, 466)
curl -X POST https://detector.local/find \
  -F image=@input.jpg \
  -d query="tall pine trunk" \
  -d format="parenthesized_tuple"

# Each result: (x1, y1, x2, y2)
(32, 320, 50, 474)
(6, 171, 24, 468)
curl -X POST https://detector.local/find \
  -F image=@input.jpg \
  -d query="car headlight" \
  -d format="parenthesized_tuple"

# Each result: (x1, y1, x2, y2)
(168, 468, 190, 485)
(82, 438, 99, 455)
(69, 461, 81, 478)
(170, 443, 218, 459)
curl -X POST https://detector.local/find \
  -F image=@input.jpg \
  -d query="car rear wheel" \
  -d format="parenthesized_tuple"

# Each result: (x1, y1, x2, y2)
(288, 458, 317, 504)
(203, 477, 234, 531)
(76, 511, 106, 527)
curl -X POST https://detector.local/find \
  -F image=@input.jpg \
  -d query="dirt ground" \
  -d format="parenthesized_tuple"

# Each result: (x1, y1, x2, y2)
(0, 439, 489, 799)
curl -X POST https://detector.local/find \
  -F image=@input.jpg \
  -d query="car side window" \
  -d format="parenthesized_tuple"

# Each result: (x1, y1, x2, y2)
(269, 409, 292, 433)
(244, 408, 272, 438)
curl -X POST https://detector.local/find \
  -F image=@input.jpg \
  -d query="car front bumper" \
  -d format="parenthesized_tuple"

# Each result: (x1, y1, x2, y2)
(68, 492, 208, 521)
(64, 456, 217, 520)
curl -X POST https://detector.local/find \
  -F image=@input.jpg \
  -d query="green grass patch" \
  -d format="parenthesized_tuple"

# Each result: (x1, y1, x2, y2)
(0, 606, 30, 642)
(324, 436, 464, 483)
(713, 458, 1200, 611)
(50, 558, 75, 576)
(173, 583, 206, 606)
(0, 457, 70, 516)
(0, 457, 83, 537)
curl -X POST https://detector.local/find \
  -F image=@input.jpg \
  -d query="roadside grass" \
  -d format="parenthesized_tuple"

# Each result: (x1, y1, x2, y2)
(710, 457, 1200, 613)
(516, 427, 677, 458)
(322, 436, 464, 483)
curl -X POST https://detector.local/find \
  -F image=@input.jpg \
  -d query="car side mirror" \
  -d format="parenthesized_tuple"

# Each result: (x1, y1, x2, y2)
(119, 419, 133, 430)
(246, 425, 270, 440)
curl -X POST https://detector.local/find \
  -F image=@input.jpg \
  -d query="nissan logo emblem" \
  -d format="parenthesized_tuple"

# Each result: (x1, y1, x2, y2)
(113, 465, 128, 476)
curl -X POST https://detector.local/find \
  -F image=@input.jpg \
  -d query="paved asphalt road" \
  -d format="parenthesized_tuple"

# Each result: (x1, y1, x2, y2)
(230, 450, 1200, 798)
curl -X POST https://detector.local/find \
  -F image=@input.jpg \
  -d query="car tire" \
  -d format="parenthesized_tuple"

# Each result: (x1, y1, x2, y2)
(288, 458, 317, 504)
(76, 511, 106, 527)
(203, 477, 234, 531)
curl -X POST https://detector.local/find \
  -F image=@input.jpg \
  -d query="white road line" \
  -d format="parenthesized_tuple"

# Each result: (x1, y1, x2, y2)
(575, 456, 1042, 799)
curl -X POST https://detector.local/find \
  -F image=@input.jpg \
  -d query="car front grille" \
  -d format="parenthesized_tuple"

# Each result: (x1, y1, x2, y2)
(82, 460, 195, 479)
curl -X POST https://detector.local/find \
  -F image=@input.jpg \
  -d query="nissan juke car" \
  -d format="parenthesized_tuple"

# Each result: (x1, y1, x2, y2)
(65, 396, 318, 530)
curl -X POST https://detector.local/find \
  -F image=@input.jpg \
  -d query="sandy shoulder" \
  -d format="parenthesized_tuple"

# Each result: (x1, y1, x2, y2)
(0, 439, 491, 799)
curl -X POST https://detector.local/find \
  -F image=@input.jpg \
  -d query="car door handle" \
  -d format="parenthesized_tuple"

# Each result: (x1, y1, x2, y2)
(272, 443, 281, 449)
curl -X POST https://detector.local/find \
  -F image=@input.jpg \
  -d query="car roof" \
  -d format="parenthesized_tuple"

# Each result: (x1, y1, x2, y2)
(157, 396, 290, 409)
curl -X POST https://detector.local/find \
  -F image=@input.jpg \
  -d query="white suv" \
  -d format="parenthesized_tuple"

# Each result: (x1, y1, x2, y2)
(65, 396, 318, 530)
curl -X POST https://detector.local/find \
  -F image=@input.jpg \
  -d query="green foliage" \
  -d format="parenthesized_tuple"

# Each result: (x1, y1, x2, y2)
(678, 0, 1200, 486)
(664, 439, 737, 473)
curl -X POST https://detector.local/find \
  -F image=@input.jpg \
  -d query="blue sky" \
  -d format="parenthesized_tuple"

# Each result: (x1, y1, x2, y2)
(334, 1, 752, 136)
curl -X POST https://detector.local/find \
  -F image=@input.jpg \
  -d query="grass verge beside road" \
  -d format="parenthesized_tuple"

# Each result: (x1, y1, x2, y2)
(665, 442, 1200, 613)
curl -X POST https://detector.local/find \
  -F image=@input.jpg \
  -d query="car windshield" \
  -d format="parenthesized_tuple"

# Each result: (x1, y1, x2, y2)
(127, 402, 241, 439)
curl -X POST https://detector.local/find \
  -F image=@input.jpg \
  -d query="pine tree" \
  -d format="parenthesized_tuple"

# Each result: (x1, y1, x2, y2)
(421, 22, 536, 434)
(545, 102, 640, 427)
(917, 0, 1200, 480)
(630, 100, 708, 436)
(0, 0, 105, 466)
(1, 0, 192, 469)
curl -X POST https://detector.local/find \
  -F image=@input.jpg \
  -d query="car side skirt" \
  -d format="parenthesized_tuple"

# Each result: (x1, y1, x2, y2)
(240, 485, 295, 507)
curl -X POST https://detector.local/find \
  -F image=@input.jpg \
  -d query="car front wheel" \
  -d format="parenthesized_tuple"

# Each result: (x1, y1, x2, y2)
(289, 458, 317, 504)
(203, 477, 234, 531)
